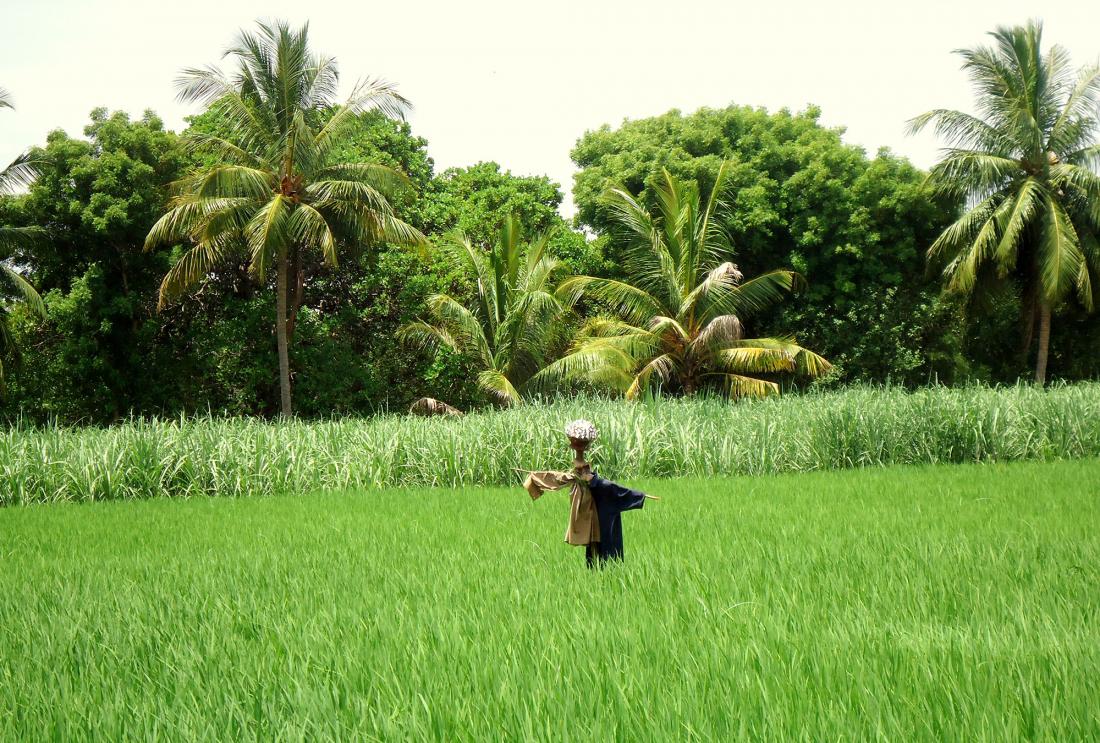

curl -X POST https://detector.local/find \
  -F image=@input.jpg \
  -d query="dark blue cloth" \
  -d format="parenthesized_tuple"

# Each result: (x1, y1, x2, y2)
(585, 473, 646, 566)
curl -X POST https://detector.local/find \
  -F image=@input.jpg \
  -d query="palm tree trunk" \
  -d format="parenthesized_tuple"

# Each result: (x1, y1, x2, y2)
(1034, 301, 1051, 386)
(276, 250, 293, 417)
(286, 249, 304, 344)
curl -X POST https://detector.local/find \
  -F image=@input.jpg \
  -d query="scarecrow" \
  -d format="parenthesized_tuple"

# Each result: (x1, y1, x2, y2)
(519, 420, 658, 567)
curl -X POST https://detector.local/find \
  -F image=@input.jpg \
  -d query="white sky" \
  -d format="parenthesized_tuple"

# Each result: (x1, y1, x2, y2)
(3, 0, 1099, 215)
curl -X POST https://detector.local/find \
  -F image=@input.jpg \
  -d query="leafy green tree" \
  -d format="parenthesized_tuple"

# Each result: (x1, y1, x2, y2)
(399, 215, 571, 404)
(909, 20, 1100, 384)
(571, 104, 962, 385)
(420, 161, 606, 278)
(421, 162, 565, 245)
(145, 20, 424, 417)
(538, 166, 830, 398)
(1, 109, 190, 420)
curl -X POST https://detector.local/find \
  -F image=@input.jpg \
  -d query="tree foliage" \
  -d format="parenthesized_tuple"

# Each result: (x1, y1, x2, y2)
(400, 215, 572, 404)
(144, 20, 424, 416)
(910, 20, 1100, 384)
(2, 22, 1099, 423)
(571, 104, 966, 385)
(538, 167, 829, 398)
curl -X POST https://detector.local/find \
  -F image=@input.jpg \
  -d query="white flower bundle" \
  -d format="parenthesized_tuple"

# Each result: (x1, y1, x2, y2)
(564, 419, 599, 442)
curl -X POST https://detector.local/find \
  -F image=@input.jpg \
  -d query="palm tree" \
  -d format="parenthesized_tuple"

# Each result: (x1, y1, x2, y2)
(0, 88, 46, 390)
(535, 165, 830, 398)
(398, 215, 570, 404)
(145, 21, 424, 416)
(909, 20, 1100, 384)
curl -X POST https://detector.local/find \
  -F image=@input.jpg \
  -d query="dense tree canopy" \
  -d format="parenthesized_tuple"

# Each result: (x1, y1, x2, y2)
(1, 19, 1098, 424)
(539, 166, 829, 398)
(571, 105, 970, 385)
(0, 108, 589, 420)
(1, 110, 189, 419)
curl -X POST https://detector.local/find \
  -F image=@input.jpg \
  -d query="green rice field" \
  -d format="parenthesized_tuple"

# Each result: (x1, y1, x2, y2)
(1, 458, 1097, 740)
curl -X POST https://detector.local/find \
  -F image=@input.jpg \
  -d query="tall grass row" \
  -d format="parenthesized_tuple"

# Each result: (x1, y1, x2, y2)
(1, 383, 1098, 504)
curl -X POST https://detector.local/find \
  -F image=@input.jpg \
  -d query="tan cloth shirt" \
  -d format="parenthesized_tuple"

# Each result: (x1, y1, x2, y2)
(523, 470, 600, 546)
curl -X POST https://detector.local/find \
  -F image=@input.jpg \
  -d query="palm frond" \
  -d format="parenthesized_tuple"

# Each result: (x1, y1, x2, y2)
(927, 194, 999, 262)
(703, 269, 798, 320)
(1048, 64, 1100, 152)
(307, 178, 396, 215)
(423, 293, 493, 366)
(477, 369, 521, 406)
(907, 108, 1007, 151)
(530, 340, 637, 394)
(994, 178, 1043, 268)
(313, 79, 411, 160)
(1038, 193, 1085, 305)
(315, 163, 412, 198)
(181, 132, 265, 168)
(721, 337, 832, 377)
(0, 264, 45, 317)
(157, 236, 238, 308)
(681, 261, 743, 322)
(715, 346, 796, 374)
(719, 373, 780, 399)
(0, 152, 40, 194)
(182, 165, 276, 199)
(287, 203, 338, 266)
(924, 150, 1021, 198)
(625, 354, 677, 400)
(555, 276, 663, 325)
(694, 314, 744, 351)
(0, 225, 46, 254)
(396, 319, 461, 355)
(245, 194, 291, 279)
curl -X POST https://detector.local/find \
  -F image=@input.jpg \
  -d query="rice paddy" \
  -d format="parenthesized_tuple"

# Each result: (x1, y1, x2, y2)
(1, 458, 1097, 741)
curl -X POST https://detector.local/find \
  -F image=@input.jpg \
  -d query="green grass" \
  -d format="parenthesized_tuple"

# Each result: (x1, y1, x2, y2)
(1, 459, 1097, 740)
(2, 383, 1100, 504)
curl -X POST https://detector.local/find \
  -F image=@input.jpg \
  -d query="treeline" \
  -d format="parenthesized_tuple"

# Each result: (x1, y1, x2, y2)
(1, 23, 1098, 424)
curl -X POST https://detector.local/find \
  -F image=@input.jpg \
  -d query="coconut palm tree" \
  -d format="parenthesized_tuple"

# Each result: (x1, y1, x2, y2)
(909, 20, 1100, 384)
(145, 21, 424, 417)
(0, 88, 46, 390)
(398, 215, 570, 405)
(535, 165, 830, 398)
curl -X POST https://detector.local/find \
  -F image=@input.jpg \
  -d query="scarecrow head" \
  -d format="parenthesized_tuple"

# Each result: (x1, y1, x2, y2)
(564, 419, 598, 468)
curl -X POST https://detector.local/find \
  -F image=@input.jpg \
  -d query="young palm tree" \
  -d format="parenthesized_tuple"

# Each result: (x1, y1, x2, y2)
(0, 88, 46, 390)
(909, 20, 1100, 384)
(145, 21, 424, 416)
(398, 215, 570, 405)
(536, 165, 829, 398)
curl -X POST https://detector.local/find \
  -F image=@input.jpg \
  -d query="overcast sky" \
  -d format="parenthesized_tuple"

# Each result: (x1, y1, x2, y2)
(3, 0, 1099, 214)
